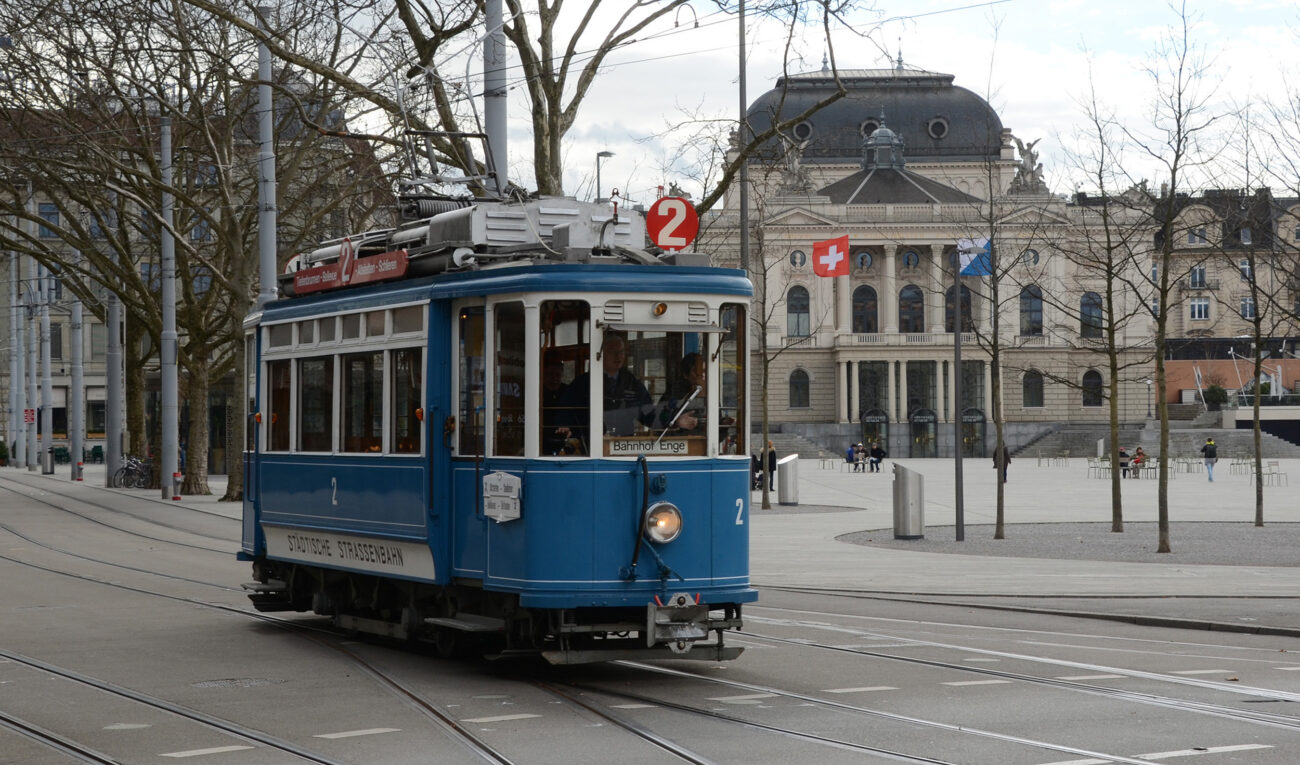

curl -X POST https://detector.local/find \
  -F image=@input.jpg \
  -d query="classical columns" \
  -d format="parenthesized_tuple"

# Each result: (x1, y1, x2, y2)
(835, 273, 850, 334)
(928, 246, 945, 333)
(883, 248, 898, 333)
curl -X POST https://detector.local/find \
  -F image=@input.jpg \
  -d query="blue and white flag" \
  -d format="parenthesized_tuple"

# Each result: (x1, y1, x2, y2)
(957, 237, 992, 276)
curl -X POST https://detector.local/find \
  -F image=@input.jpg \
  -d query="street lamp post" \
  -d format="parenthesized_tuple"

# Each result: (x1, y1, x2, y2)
(595, 150, 613, 202)
(1145, 379, 1153, 419)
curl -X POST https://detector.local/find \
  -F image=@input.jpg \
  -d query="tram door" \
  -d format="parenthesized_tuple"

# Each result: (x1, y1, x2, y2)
(241, 330, 259, 551)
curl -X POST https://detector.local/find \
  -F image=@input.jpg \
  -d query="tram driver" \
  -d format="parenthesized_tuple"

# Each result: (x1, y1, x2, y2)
(562, 334, 698, 442)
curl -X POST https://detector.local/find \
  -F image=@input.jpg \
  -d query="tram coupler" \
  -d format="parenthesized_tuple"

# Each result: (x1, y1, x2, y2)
(646, 591, 709, 649)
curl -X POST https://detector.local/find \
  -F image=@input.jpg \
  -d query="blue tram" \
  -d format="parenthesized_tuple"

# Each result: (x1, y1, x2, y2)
(238, 197, 756, 663)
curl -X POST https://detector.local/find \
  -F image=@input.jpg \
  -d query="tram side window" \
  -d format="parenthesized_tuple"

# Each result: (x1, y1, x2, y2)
(341, 351, 383, 452)
(267, 359, 290, 451)
(392, 348, 422, 454)
(393, 305, 423, 334)
(539, 300, 589, 456)
(719, 304, 747, 455)
(246, 335, 257, 451)
(299, 357, 334, 451)
(458, 307, 485, 455)
(494, 302, 525, 457)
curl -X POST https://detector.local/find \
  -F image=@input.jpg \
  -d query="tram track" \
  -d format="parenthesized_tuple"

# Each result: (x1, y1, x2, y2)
(0, 708, 121, 764)
(0, 526, 962, 764)
(0, 548, 521, 763)
(594, 661, 1161, 765)
(0, 648, 360, 764)
(539, 679, 957, 764)
(0, 478, 234, 553)
(735, 615, 1300, 724)
(6, 478, 1294, 763)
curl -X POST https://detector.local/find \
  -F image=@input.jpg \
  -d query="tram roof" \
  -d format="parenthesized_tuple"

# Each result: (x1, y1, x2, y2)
(258, 262, 752, 322)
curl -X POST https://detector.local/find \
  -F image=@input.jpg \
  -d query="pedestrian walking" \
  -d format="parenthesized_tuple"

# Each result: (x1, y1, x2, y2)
(994, 445, 1010, 483)
(1200, 437, 1218, 482)
(766, 440, 777, 491)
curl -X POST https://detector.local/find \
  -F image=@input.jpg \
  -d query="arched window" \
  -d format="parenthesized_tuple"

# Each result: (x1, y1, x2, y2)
(852, 285, 878, 333)
(1019, 285, 1043, 336)
(898, 285, 925, 333)
(1022, 370, 1044, 408)
(787, 286, 810, 337)
(1082, 370, 1104, 407)
(946, 284, 973, 332)
(789, 369, 810, 408)
(1080, 292, 1103, 338)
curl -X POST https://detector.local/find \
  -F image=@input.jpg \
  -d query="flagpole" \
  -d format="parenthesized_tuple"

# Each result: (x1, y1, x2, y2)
(953, 248, 965, 542)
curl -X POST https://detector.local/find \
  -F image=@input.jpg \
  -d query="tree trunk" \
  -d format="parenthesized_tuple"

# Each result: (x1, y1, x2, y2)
(181, 358, 212, 496)
(124, 319, 150, 462)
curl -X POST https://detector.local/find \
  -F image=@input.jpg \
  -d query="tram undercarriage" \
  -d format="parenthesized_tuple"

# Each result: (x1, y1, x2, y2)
(243, 559, 744, 664)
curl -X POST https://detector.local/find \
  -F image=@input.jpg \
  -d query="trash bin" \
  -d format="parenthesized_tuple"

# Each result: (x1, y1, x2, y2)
(892, 463, 924, 539)
(41, 447, 55, 475)
(776, 454, 799, 505)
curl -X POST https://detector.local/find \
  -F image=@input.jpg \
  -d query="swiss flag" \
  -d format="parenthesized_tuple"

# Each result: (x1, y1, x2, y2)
(812, 235, 850, 277)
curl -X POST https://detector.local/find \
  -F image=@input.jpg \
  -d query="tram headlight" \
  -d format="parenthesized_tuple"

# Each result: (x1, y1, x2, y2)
(644, 502, 683, 544)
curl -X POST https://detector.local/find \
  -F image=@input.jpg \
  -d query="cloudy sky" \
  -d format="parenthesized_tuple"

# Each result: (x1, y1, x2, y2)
(486, 1, 1299, 204)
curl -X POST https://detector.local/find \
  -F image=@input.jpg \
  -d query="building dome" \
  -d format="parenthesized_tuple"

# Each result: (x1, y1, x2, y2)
(745, 65, 1005, 164)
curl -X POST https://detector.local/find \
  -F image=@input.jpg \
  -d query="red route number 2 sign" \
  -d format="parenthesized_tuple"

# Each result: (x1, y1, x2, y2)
(646, 196, 699, 252)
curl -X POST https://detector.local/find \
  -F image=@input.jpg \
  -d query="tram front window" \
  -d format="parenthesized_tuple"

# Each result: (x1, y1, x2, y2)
(571, 329, 710, 457)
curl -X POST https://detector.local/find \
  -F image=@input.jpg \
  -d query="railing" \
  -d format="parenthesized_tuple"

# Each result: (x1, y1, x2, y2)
(1178, 279, 1220, 291)
(1234, 393, 1300, 407)
(841, 204, 944, 222)
(780, 334, 818, 348)
(834, 332, 980, 348)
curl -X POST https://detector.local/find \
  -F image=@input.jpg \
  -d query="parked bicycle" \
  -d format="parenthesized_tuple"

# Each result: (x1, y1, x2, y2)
(112, 456, 152, 489)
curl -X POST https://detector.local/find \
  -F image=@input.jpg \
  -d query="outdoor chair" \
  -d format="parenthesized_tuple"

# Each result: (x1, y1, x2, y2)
(1253, 461, 1288, 487)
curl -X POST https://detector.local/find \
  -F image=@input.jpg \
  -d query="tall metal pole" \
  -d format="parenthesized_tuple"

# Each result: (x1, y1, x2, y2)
(484, 0, 507, 197)
(256, 6, 278, 310)
(26, 293, 36, 471)
(160, 111, 179, 498)
(953, 273, 965, 542)
(10, 253, 23, 468)
(737, 0, 749, 273)
(105, 275, 122, 483)
(38, 263, 52, 469)
(70, 290, 83, 480)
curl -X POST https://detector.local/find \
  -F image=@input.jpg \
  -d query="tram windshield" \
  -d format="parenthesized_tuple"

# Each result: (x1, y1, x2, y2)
(537, 301, 746, 458)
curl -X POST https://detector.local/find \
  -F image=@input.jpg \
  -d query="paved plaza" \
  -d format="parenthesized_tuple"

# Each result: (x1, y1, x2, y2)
(746, 455, 1300, 633)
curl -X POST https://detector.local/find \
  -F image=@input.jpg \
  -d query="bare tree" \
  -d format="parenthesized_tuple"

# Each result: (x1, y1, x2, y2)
(1125, 4, 1226, 552)
(0, 0, 395, 497)
(1052, 67, 1158, 533)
